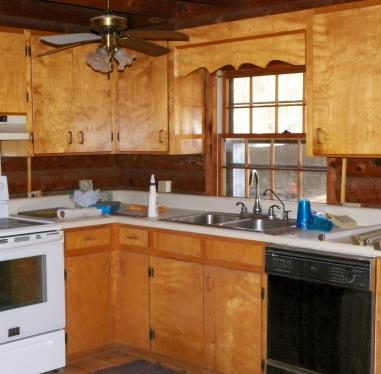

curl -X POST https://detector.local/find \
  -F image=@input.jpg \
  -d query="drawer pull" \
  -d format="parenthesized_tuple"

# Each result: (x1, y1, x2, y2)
(126, 235, 138, 240)
(83, 237, 97, 241)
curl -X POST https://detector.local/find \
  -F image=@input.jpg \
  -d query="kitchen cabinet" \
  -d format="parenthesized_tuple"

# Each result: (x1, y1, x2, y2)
(117, 225, 265, 372)
(64, 226, 113, 357)
(204, 266, 263, 374)
(31, 37, 113, 155)
(150, 256, 204, 365)
(308, 4, 381, 156)
(0, 30, 30, 114)
(114, 47, 168, 153)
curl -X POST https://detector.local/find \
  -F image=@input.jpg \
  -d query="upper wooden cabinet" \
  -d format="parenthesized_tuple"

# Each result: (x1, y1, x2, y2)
(307, 4, 381, 156)
(0, 30, 30, 114)
(115, 48, 168, 153)
(31, 37, 113, 155)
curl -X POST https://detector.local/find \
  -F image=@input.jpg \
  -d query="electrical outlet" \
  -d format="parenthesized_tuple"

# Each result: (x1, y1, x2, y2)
(28, 190, 42, 198)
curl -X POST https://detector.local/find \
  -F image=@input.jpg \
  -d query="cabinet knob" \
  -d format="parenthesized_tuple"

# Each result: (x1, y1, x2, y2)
(316, 128, 323, 145)
(78, 131, 85, 145)
(67, 131, 73, 145)
(159, 129, 165, 144)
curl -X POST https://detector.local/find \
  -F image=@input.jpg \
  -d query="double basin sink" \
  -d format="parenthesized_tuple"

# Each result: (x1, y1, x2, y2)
(163, 212, 296, 235)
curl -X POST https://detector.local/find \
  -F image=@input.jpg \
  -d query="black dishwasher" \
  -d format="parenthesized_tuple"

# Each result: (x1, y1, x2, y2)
(266, 246, 374, 374)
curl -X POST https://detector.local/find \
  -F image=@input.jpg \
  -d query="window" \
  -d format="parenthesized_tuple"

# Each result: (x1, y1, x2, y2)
(220, 65, 327, 203)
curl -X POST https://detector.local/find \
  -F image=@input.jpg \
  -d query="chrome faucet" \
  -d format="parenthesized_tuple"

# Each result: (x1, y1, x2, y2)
(249, 169, 262, 215)
(263, 188, 291, 220)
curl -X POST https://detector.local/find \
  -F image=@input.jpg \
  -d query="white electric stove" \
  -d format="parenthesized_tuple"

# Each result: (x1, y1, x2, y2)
(0, 177, 65, 374)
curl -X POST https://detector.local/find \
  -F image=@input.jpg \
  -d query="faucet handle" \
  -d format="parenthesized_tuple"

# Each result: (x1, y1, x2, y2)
(282, 210, 292, 221)
(236, 201, 248, 215)
(268, 204, 281, 219)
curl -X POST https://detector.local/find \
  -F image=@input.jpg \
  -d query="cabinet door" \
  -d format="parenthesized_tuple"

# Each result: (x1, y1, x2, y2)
(115, 47, 168, 152)
(65, 251, 112, 356)
(309, 5, 381, 156)
(204, 266, 263, 374)
(72, 45, 113, 153)
(150, 256, 204, 365)
(0, 31, 28, 113)
(117, 251, 150, 350)
(31, 36, 74, 154)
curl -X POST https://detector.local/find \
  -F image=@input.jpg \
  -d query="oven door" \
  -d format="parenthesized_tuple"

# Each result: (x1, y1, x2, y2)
(0, 235, 65, 344)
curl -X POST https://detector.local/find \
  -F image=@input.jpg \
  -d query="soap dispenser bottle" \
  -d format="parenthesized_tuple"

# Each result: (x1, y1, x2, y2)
(148, 174, 158, 218)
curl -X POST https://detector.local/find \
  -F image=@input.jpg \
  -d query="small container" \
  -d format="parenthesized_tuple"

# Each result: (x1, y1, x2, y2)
(296, 199, 312, 229)
(148, 174, 158, 218)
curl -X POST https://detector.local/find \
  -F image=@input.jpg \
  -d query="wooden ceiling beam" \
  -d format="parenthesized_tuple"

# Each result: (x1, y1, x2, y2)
(41, 0, 176, 18)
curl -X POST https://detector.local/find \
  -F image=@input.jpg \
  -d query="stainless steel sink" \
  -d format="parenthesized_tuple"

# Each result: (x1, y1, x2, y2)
(166, 212, 243, 225)
(162, 212, 296, 235)
(221, 217, 296, 234)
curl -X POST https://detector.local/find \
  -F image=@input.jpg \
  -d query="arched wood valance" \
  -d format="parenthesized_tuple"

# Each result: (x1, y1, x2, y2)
(174, 30, 305, 77)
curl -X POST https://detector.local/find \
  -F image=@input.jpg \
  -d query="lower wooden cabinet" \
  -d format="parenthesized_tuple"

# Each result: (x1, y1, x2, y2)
(64, 226, 113, 357)
(150, 256, 204, 365)
(204, 266, 263, 374)
(65, 250, 113, 356)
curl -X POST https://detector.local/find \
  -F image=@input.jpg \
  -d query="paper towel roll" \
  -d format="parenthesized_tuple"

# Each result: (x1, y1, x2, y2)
(57, 207, 102, 220)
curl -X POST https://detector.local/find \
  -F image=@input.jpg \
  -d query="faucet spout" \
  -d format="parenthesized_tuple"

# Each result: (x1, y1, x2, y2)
(263, 188, 291, 220)
(249, 169, 262, 215)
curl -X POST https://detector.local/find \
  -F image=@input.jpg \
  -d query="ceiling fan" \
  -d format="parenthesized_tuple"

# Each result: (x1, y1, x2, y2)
(39, 0, 189, 73)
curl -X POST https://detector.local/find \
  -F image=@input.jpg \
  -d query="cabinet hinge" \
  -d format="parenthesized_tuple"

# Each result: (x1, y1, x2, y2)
(149, 328, 155, 340)
(261, 359, 265, 372)
(261, 287, 265, 300)
(148, 266, 155, 278)
(65, 332, 68, 345)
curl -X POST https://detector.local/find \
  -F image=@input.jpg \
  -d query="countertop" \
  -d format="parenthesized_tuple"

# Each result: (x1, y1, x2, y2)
(11, 190, 381, 258)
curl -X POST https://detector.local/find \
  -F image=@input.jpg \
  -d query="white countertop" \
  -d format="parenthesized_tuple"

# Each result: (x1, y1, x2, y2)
(10, 190, 381, 258)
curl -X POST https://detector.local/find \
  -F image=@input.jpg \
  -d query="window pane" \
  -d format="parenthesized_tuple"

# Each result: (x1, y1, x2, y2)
(253, 107, 275, 133)
(248, 140, 271, 166)
(302, 171, 327, 203)
(225, 139, 245, 166)
(232, 77, 250, 104)
(274, 170, 298, 201)
(274, 140, 298, 167)
(232, 108, 250, 133)
(278, 106, 303, 133)
(278, 73, 304, 101)
(301, 143, 327, 168)
(248, 169, 270, 198)
(225, 168, 245, 197)
(252, 75, 275, 102)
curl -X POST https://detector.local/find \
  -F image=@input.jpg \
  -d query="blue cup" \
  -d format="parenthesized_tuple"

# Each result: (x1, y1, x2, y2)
(297, 199, 312, 229)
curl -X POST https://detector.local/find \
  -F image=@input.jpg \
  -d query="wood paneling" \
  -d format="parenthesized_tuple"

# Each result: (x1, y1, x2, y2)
(204, 266, 263, 374)
(117, 251, 150, 350)
(150, 256, 204, 365)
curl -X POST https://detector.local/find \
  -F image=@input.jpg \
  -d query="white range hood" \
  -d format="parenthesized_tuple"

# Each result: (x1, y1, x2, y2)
(0, 115, 29, 140)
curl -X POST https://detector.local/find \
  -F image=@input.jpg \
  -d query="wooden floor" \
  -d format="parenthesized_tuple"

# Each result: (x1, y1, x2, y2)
(55, 348, 145, 374)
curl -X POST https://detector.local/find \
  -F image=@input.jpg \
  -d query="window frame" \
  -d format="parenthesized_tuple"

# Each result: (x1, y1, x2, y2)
(218, 64, 327, 201)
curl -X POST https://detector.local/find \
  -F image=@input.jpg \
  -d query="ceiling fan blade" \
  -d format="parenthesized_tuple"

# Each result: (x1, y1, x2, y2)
(125, 30, 189, 42)
(40, 33, 101, 46)
(118, 37, 170, 57)
(37, 42, 95, 57)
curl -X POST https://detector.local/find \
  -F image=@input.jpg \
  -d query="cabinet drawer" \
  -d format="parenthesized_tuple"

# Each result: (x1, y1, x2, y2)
(65, 226, 112, 251)
(204, 238, 264, 269)
(151, 231, 202, 258)
(119, 226, 149, 248)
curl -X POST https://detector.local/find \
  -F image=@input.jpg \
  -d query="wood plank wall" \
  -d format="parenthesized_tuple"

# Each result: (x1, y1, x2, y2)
(3, 154, 206, 196)
(3, 155, 381, 206)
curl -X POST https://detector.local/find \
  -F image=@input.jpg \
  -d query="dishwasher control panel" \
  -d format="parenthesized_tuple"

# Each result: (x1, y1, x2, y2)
(266, 247, 372, 290)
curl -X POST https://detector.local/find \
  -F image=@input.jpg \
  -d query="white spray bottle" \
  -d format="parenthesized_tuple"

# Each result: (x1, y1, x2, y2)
(148, 174, 158, 218)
